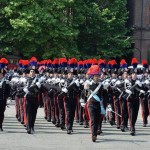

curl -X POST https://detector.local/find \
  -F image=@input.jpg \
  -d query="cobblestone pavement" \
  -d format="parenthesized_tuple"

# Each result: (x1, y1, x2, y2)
(1, 104, 150, 150)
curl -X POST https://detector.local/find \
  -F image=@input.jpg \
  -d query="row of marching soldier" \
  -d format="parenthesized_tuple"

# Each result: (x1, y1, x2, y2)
(0, 57, 150, 142)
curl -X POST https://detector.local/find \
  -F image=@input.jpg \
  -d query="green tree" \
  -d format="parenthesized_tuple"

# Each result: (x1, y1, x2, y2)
(0, 0, 131, 60)
(77, 0, 131, 59)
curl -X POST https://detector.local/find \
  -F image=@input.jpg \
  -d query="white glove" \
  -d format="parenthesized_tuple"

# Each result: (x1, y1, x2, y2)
(6, 80, 9, 84)
(107, 104, 112, 112)
(52, 78, 56, 82)
(7, 97, 12, 105)
(125, 89, 132, 94)
(80, 79, 84, 84)
(124, 79, 130, 84)
(20, 78, 27, 84)
(84, 82, 89, 89)
(36, 82, 41, 88)
(144, 80, 150, 85)
(81, 103, 86, 108)
(135, 80, 142, 87)
(23, 88, 29, 94)
(62, 87, 68, 93)
(80, 98, 85, 103)
(140, 90, 145, 94)
(39, 77, 46, 83)
(103, 82, 109, 89)
(46, 78, 52, 83)
(60, 79, 65, 83)
(75, 79, 80, 87)
(56, 78, 60, 83)
(115, 80, 121, 85)
(111, 79, 117, 84)
(85, 79, 91, 85)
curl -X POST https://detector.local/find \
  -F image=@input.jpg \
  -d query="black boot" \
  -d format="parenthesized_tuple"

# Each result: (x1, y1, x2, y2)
(0, 125, 3, 131)
(27, 129, 31, 134)
(92, 136, 97, 142)
(121, 126, 125, 132)
(67, 130, 72, 134)
(60, 124, 66, 130)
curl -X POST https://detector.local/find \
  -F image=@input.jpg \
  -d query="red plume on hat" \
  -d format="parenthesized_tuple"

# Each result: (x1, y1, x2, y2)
(107, 60, 112, 69)
(19, 59, 23, 68)
(77, 60, 83, 68)
(87, 65, 101, 75)
(47, 59, 52, 64)
(98, 59, 106, 68)
(110, 59, 117, 69)
(39, 60, 47, 66)
(111, 60, 117, 65)
(1, 58, 8, 65)
(59, 58, 67, 67)
(68, 58, 77, 68)
(47, 59, 52, 67)
(29, 56, 37, 66)
(52, 58, 59, 68)
(0, 58, 8, 69)
(142, 59, 148, 68)
(86, 59, 92, 68)
(131, 58, 138, 68)
(22, 60, 29, 68)
(52, 58, 59, 64)
(120, 59, 127, 68)
(92, 59, 97, 65)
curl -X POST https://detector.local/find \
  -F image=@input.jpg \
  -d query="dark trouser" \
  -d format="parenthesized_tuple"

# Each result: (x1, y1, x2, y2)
(98, 115, 104, 131)
(140, 97, 149, 124)
(0, 101, 6, 127)
(26, 97, 39, 130)
(19, 98, 24, 122)
(114, 96, 121, 127)
(87, 99, 100, 137)
(23, 98, 27, 126)
(127, 98, 139, 131)
(54, 95, 60, 124)
(46, 95, 51, 121)
(38, 91, 43, 107)
(107, 97, 115, 123)
(42, 93, 47, 118)
(75, 96, 79, 122)
(148, 98, 150, 115)
(120, 97, 128, 128)
(58, 96, 65, 125)
(15, 96, 20, 118)
(79, 106, 89, 125)
(65, 97, 76, 130)
(79, 106, 83, 123)
(50, 96, 56, 123)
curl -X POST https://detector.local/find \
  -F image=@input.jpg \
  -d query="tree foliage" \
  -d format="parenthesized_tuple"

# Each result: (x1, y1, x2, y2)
(0, 0, 131, 59)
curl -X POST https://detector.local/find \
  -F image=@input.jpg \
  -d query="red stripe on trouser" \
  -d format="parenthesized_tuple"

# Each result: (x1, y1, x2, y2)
(119, 99, 122, 125)
(42, 93, 47, 118)
(64, 97, 68, 126)
(87, 101, 92, 137)
(127, 100, 132, 129)
(75, 95, 79, 121)
(15, 96, 19, 116)
(148, 99, 150, 115)
(140, 98, 145, 123)
(23, 97, 27, 126)
(19, 98, 24, 122)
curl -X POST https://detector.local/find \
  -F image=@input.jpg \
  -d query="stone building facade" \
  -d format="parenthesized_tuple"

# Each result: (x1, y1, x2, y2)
(127, 0, 150, 62)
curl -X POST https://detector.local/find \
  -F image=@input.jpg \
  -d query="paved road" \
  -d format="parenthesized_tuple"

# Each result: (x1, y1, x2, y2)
(1, 104, 150, 150)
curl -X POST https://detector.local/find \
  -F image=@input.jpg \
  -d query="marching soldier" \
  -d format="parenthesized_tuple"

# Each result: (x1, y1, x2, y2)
(23, 68, 41, 134)
(0, 68, 11, 131)
(84, 65, 102, 142)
